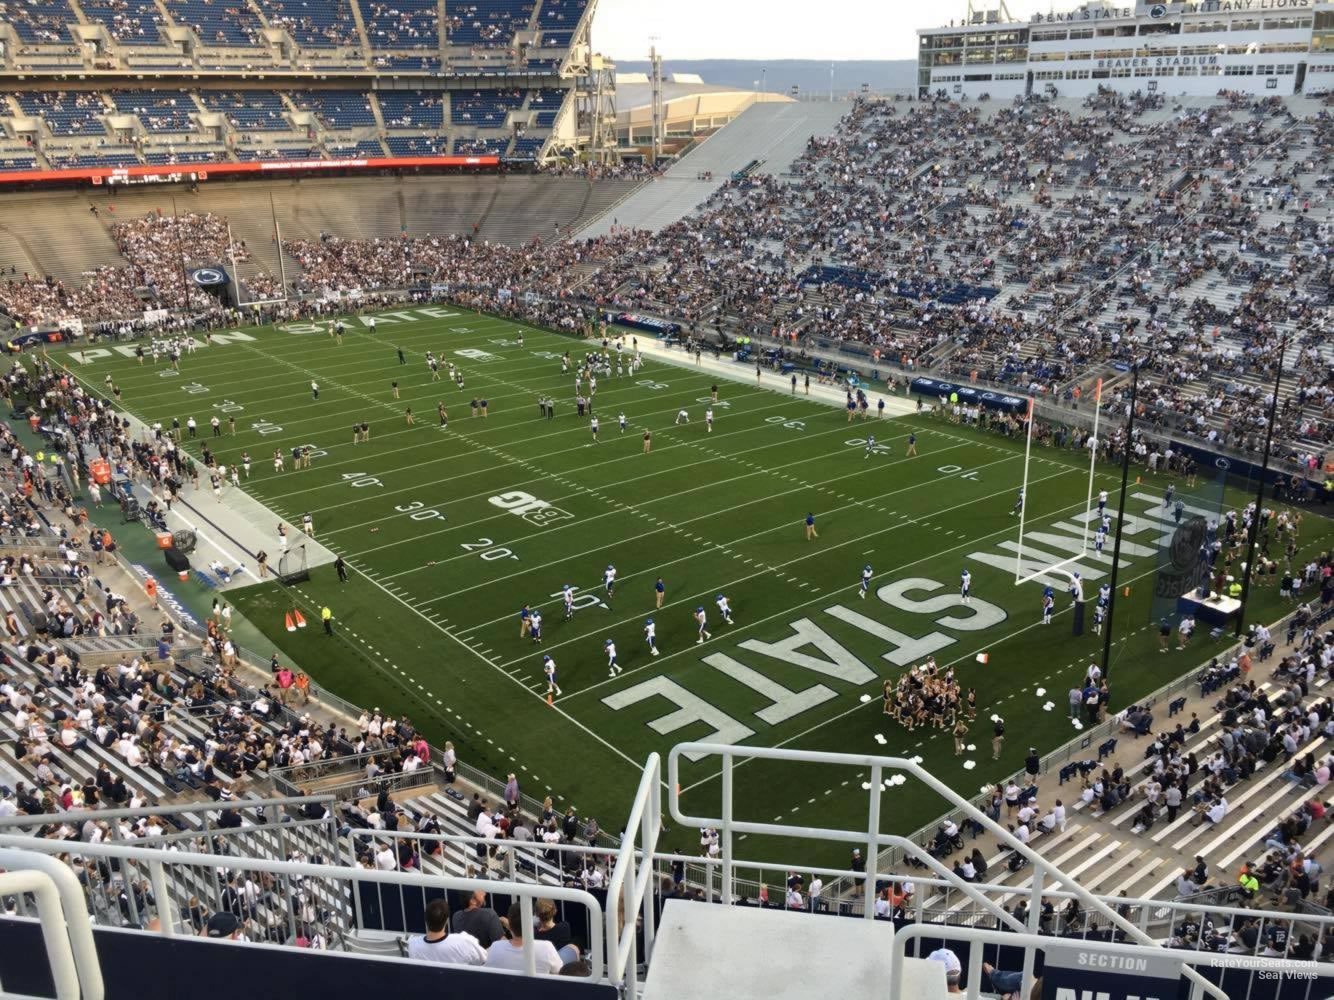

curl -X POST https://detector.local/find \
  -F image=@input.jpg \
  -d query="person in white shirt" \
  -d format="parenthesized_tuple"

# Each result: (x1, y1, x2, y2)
(407, 900, 486, 966)
(808, 875, 824, 912)
(485, 903, 563, 974)
(374, 844, 397, 871)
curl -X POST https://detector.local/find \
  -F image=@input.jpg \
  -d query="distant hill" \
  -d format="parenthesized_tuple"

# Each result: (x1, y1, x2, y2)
(613, 59, 917, 97)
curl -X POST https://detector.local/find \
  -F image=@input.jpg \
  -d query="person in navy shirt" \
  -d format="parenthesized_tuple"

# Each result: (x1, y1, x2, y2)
(655, 577, 666, 609)
(805, 512, 818, 541)
(519, 604, 532, 639)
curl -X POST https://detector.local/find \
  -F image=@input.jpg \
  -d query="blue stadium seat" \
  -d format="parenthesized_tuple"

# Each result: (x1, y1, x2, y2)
(161, 0, 263, 45)
(447, 0, 532, 47)
(2, 0, 75, 42)
(254, 0, 358, 47)
(536, 0, 586, 47)
(110, 90, 196, 132)
(528, 87, 564, 128)
(450, 89, 524, 127)
(377, 91, 443, 129)
(384, 135, 445, 155)
(0, 154, 38, 171)
(10, 92, 107, 137)
(78, 0, 163, 43)
(142, 149, 224, 164)
(198, 90, 289, 130)
(327, 140, 386, 157)
(362, 0, 436, 48)
(289, 90, 375, 128)
(453, 135, 508, 155)
(508, 134, 544, 159)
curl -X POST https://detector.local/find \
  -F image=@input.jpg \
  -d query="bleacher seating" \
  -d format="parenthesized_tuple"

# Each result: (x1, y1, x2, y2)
(450, 88, 523, 127)
(535, 0, 585, 47)
(454, 135, 509, 155)
(528, 87, 565, 128)
(288, 90, 376, 128)
(327, 139, 386, 157)
(0, 0, 74, 42)
(362, 0, 437, 48)
(110, 90, 197, 132)
(376, 90, 443, 129)
(508, 135, 544, 160)
(254, 0, 358, 48)
(198, 90, 289, 131)
(77, 0, 164, 44)
(160, 0, 264, 46)
(10, 92, 107, 136)
(446, 0, 532, 47)
(384, 135, 445, 155)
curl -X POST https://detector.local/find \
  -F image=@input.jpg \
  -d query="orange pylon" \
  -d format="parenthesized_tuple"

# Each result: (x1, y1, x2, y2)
(293, 609, 307, 629)
(284, 612, 296, 632)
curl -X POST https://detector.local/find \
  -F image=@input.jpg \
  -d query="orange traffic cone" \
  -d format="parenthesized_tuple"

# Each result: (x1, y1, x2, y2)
(1123, 586, 1131, 597)
(293, 609, 307, 629)
(546, 692, 553, 706)
(284, 612, 296, 633)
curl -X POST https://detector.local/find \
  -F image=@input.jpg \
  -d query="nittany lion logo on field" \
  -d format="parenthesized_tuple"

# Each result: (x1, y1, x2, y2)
(1169, 516, 1206, 572)
(1149, 3, 1168, 18)
(189, 267, 227, 287)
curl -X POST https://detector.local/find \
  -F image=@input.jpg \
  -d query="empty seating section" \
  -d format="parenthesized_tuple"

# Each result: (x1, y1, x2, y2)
(110, 91, 196, 132)
(0, 153, 37, 171)
(384, 134, 445, 155)
(254, 0, 357, 47)
(446, 0, 531, 47)
(362, 0, 437, 48)
(377, 90, 443, 129)
(161, 0, 262, 46)
(450, 88, 522, 127)
(11, 92, 107, 136)
(46, 147, 140, 168)
(77, 0, 163, 43)
(0, 0, 73, 42)
(142, 149, 225, 164)
(535, 0, 584, 47)
(526, 57, 559, 72)
(199, 90, 288, 130)
(508, 134, 543, 159)
(371, 54, 440, 71)
(289, 90, 375, 128)
(233, 145, 317, 160)
(528, 87, 564, 127)
(327, 139, 386, 157)
(454, 134, 507, 155)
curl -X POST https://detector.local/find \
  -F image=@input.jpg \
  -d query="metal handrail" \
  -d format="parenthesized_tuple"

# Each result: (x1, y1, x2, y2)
(667, 743, 1229, 1000)
(0, 848, 105, 1000)
(890, 923, 1240, 1000)
(0, 833, 607, 981)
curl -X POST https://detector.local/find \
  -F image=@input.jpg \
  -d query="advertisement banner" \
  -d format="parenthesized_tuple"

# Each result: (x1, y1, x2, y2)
(909, 376, 1028, 415)
(606, 311, 681, 336)
(0, 154, 498, 187)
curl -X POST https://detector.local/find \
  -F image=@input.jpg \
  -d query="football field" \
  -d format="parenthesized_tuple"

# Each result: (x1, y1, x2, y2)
(54, 306, 1334, 866)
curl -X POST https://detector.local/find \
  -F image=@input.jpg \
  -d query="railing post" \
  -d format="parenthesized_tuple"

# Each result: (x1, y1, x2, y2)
(864, 763, 881, 918)
(642, 760, 659, 965)
(148, 860, 173, 936)
(1022, 859, 1042, 991)
(721, 751, 733, 905)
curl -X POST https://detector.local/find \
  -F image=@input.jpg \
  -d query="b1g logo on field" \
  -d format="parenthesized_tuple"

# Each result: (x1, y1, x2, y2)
(488, 491, 574, 526)
(455, 348, 498, 363)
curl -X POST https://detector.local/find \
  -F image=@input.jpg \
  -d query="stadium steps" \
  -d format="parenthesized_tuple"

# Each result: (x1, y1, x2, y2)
(18, 195, 127, 285)
(0, 224, 44, 281)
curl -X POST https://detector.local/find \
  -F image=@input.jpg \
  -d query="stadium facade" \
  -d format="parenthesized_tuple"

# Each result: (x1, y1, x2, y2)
(918, 0, 1334, 99)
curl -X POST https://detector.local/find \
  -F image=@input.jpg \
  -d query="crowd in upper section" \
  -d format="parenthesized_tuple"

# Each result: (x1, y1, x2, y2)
(0, 0, 588, 70)
(0, 85, 571, 169)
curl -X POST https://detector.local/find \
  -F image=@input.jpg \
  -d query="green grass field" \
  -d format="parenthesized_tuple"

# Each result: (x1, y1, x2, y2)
(53, 307, 1334, 868)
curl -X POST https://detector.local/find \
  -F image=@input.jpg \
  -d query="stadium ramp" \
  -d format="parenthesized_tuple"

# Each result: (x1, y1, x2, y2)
(577, 100, 850, 238)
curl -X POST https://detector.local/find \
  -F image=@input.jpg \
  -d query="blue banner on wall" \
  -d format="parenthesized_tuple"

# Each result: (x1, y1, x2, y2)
(606, 311, 681, 337)
(909, 376, 1028, 415)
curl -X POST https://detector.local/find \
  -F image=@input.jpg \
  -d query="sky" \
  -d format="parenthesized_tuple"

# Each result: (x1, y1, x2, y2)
(591, 0, 1058, 62)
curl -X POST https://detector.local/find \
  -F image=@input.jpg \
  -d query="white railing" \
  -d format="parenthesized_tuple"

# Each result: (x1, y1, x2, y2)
(0, 848, 105, 1000)
(667, 742, 1230, 999)
(0, 834, 605, 982)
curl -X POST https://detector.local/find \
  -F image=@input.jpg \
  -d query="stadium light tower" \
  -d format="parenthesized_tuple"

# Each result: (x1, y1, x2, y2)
(1100, 359, 1140, 681)
(1233, 330, 1288, 636)
(649, 41, 664, 165)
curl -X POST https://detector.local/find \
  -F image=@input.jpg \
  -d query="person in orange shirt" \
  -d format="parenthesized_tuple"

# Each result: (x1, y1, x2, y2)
(293, 672, 311, 705)
(144, 577, 159, 611)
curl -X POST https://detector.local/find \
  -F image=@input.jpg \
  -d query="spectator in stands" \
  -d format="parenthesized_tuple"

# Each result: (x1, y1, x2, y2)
(926, 947, 962, 993)
(452, 890, 504, 948)
(407, 899, 486, 966)
(486, 902, 562, 975)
